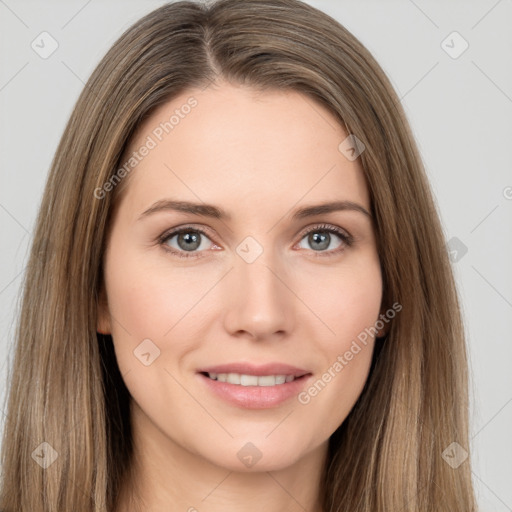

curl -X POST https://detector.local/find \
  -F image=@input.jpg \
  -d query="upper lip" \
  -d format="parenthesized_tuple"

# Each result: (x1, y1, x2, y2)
(197, 362, 311, 378)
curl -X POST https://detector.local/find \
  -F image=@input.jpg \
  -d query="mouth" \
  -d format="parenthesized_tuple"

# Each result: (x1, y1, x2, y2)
(197, 370, 313, 409)
(199, 371, 311, 387)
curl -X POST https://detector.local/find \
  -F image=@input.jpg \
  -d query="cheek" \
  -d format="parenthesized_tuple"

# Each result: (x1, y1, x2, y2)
(105, 238, 383, 352)
(106, 267, 168, 338)
(294, 256, 382, 430)
(301, 253, 383, 344)
(103, 243, 217, 371)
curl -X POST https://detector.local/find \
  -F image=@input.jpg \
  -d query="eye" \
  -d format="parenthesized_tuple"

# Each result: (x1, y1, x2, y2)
(296, 223, 353, 257)
(158, 226, 216, 259)
(158, 223, 353, 259)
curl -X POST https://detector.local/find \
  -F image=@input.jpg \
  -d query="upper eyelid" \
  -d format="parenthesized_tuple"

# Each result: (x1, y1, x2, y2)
(159, 222, 351, 245)
(159, 224, 215, 242)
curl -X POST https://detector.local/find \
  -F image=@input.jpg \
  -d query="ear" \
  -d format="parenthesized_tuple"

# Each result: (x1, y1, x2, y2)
(96, 282, 112, 335)
(376, 318, 389, 338)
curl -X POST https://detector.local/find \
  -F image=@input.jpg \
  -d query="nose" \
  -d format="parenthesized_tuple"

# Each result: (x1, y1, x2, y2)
(223, 249, 294, 341)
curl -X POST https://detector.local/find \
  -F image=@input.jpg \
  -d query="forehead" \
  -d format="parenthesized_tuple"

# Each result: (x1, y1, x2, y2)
(120, 82, 370, 220)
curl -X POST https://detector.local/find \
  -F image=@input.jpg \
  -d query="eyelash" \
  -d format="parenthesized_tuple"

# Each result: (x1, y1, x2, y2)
(157, 223, 354, 259)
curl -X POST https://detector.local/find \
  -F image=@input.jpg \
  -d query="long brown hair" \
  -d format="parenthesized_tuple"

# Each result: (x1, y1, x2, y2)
(0, 0, 478, 510)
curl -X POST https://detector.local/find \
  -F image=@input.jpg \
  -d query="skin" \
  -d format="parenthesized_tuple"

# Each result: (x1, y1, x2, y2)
(98, 81, 386, 512)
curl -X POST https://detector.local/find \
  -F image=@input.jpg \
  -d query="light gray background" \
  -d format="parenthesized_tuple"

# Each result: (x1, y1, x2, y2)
(1, 0, 511, 509)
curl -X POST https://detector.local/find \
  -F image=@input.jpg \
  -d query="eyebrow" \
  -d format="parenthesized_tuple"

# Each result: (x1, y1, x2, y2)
(138, 199, 372, 221)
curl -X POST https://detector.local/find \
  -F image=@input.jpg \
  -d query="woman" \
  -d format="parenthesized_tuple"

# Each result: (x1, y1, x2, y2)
(0, 0, 478, 510)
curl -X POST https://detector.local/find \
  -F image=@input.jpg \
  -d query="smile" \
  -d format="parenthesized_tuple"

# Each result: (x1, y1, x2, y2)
(204, 372, 297, 386)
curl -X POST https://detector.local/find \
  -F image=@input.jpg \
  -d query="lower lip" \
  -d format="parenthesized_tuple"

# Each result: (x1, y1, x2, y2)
(197, 373, 312, 409)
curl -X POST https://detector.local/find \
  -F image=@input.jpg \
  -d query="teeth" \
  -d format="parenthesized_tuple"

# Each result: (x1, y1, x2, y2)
(207, 372, 297, 386)
(241, 374, 258, 386)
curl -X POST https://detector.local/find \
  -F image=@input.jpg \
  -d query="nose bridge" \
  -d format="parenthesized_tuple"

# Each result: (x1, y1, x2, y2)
(237, 241, 286, 306)
(224, 238, 292, 337)
(240, 254, 281, 298)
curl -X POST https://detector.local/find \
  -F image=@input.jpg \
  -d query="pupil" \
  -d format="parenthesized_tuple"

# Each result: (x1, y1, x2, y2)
(179, 231, 200, 251)
(311, 232, 329, 250)
(176, 230, 330, 252)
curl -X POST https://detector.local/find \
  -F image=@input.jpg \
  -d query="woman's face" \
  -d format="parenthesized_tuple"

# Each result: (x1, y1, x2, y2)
(98, 81, 384, 472)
